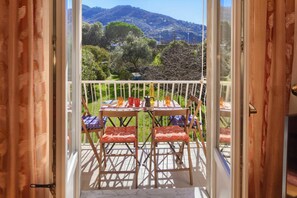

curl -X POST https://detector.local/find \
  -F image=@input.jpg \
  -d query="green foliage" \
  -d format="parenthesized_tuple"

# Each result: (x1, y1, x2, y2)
(151, 53, 162, 66)
(118, 69, 132, 80)
(81, 47, 107, 80)
(138, 40, 207, 80)
(110, 46, 124, 73)
(144, 38, 157, 49)
(81, 48, 98, 80)
(121, 33, 152, 70)
(219, 21, 231, 79)
(105, 21, 144, 45)
(83, 45, 111, 77)
(83, 45, 109, 63)
(161, 40, 188, 56)
(82, 22, 104, 46)
(82, 22, 91, 44)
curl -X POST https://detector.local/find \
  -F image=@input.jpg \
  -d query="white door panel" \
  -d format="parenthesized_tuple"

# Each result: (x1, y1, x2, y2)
(208, 0, 243, 197)
(56, 0, 81, 197)
(214, 150, 231, 198)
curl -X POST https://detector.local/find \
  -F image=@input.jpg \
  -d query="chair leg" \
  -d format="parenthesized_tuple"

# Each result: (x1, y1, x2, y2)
(186, 142, 193, 185)
(193, 129, 200, 149)
(153, 142, 158, 188)
(98, 142, 103, 189)
(86, 131, 100, 164)
(135, 141, 138, 189)
(95, 130, 100, 142)
(176, 142, 185, 164)
(103, 143, 107, 169)
(198, 128, 207, 158)
(149, 139, 154, 182)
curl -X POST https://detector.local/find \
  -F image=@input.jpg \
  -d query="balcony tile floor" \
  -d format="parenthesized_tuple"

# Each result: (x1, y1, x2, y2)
(81, 142, 208, 197)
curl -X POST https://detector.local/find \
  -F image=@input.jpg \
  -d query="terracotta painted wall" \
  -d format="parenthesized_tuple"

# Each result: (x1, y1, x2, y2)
(248, 0, 295, 197)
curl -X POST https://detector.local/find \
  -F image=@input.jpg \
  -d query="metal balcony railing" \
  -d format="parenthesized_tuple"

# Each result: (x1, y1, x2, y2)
(80, 80, 231, 144)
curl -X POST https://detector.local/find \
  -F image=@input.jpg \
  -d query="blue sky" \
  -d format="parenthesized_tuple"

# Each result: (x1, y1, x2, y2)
(82, 0, 207, 24)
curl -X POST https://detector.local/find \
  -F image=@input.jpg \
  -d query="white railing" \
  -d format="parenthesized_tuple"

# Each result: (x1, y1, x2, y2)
(82, 80, 207, 107)
(81, 80, 231, 144)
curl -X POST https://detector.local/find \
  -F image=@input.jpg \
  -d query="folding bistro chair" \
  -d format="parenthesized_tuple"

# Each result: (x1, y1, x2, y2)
(170, 95, 206, 156)
(81, 97, 106, 163)
(98, 109, 139, 189)
(150, 108, 193, 188)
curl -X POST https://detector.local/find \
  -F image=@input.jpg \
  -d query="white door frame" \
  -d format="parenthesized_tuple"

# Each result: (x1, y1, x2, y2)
(206, 0, 247, 197)
(55, 0, 81, 197)
(242, 0, 250, 196)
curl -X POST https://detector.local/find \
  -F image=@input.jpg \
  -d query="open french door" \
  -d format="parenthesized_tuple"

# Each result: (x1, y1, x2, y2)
(207, 0, 246, 197)
(55, 0, 82, 197)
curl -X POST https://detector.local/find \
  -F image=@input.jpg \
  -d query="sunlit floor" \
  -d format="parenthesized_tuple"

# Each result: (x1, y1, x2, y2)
(81, 142, 208, 197)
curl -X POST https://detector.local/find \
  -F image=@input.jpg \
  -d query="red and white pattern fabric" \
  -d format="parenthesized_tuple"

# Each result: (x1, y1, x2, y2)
(154, 125, 189, 142)
(101, 126, 137, 143)
(219, 128, 231, 143)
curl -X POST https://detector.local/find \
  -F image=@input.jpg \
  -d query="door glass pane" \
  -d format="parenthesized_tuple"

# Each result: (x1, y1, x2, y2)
(66, 0, 74, 160)
(217, 0, 232, 169)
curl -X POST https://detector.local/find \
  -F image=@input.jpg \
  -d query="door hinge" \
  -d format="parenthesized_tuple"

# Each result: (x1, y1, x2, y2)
(30, 183, 56, 197)
(249, 103, 257, 116)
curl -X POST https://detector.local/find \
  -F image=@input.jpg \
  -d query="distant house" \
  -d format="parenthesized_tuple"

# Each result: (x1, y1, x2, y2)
(131, 72, 142, 80)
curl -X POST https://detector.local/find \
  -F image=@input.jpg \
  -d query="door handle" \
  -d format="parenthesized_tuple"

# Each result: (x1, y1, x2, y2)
(292, 84, 297, 96)
(249, 103, 257, 116)
(30, 183, 55, 196)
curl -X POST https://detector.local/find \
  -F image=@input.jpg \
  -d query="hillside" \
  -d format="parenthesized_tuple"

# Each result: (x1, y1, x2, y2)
(82, 5, 207, 44)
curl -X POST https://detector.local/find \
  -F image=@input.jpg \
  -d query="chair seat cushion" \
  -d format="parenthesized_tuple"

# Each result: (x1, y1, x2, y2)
(220, 128, 231, 135)
(219, 134, 231, 143)
(82, 115, 107, 130)
(101, 126, 136, 143)
(170, 115, 198, 127)
(154, 126, 189, 142)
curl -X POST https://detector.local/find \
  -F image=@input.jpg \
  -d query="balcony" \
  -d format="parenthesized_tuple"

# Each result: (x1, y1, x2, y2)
(79, 80, 230, 195)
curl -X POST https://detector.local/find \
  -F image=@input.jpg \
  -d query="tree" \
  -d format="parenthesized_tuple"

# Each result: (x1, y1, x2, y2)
(151, 53, 162, 66)
(81, 47, 106, 80)
(82, 22, 104, 46)
(110, 46, 124, 72)
(121, 33, 152, 70)
(144, 38, 157, 49)
(105, 22, 144, 45)
(82, 22, 91, 45)
(141, 40, 206, 80)
(83, 45, 111, 77)
(218, 21, 231, 79)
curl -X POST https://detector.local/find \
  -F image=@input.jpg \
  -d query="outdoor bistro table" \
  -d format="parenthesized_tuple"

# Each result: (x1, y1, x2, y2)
(100, 99, 182, 126)
(99, 99, 183, 165)
(100, 99, 181, 109)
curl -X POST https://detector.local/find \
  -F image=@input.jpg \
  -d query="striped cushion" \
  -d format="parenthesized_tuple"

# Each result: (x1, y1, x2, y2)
(82, 115, 106, 130)
(219, 128, 231, 143)
(101, 126, 136, 143)
(220, 128, 231, 135)
(219, 134, 231, 143)
(170, 115, 198, 127)
(154, 126, 189, 142)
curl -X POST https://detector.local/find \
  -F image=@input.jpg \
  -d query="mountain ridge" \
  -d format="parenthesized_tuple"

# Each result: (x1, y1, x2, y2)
(82, 4, 207, 44)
